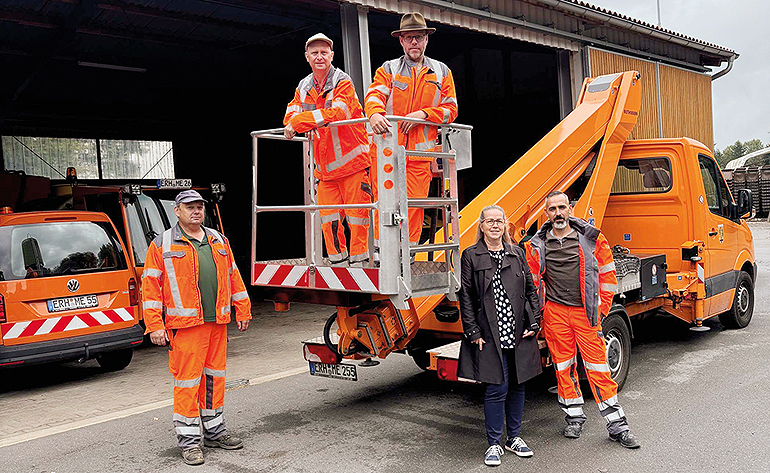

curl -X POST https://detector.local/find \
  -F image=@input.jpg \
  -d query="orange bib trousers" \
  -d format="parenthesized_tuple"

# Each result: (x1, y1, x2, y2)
(543, 301, 629, 435)
(317, 169, 372, 263)
(168, 322, 228, 449)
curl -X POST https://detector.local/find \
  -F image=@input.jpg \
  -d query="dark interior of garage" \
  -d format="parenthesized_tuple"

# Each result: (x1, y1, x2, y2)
(0, 0, 560, 280)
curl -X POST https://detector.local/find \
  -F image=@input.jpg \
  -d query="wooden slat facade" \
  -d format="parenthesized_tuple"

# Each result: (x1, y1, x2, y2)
(588, 48, 714, 150)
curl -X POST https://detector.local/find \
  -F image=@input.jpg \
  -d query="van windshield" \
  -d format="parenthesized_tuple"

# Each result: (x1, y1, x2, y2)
(0, 221, 127, 281)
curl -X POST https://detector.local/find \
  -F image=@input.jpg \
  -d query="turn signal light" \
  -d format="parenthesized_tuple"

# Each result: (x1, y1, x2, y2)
(0, 292, 6, 323)
(128, 278, 138, 307)
(437, 358, 459, 381)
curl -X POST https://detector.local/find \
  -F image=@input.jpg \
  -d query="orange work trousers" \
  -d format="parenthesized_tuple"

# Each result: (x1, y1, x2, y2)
(371, 159, 432, 245)
(168, 322, 228, 448)
(317, 169, 372, 264)
(543, 301, 629, 435)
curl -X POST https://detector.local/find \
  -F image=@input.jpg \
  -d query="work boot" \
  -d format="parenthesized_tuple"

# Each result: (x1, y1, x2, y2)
(204, 434, 244, 450)
(350, 259, 369, 268)
(483, 444, 503, 466)
(562, 422, 583, 439)
(609, 430, 641, 449)
(181, 446, 204, 465)
(331, 258, 349, 267)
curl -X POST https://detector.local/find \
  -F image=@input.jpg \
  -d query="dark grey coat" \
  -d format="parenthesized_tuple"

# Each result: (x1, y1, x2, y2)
(457, 240, 543, 385)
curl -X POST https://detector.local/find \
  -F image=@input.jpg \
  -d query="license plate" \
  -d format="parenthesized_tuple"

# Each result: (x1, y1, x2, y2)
(47, 294, 99, 313)
(309, 361, 357, 381)
(157, 178, 192, 189)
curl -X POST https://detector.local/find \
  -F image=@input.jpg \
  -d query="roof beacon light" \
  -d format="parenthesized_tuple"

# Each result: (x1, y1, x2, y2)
(66, 167, 77, 183)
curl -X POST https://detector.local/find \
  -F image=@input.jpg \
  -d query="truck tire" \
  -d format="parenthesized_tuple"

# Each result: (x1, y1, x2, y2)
(97, 348, 134, 372)
(409, 349, 431, 371)
(602, 309, 631, 391)
(718, 271, 754, 329)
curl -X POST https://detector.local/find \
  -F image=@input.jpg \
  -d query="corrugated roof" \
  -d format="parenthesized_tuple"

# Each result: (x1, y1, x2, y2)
(557, 0, 735, 55)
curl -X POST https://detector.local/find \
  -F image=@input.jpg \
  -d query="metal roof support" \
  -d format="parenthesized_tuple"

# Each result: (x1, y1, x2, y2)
(556, 50, 573, 119)
(340, 4, 372, 100)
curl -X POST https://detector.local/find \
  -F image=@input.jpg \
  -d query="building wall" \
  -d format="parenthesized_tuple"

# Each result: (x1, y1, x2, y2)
(588, 48, 714, 149)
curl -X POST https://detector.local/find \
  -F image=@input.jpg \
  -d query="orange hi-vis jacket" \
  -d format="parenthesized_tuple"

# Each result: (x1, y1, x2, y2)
(284, 66, 371, 181)
(525, 217, 617, 327)
(142, 224, 251, 333)
(365, 55, 458, 159)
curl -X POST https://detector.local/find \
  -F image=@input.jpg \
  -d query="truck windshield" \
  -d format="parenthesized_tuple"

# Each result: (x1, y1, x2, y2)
(0, 221, 127, 281)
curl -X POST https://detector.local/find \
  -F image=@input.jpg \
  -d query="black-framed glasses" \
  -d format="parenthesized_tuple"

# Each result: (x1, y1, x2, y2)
(402, 34, 426, 43)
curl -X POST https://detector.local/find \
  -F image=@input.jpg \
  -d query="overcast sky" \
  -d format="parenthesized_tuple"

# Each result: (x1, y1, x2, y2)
(590, 0, 769, 150)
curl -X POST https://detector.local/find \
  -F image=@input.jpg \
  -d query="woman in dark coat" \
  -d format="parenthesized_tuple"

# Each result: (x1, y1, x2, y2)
(457, 205, 542, 467)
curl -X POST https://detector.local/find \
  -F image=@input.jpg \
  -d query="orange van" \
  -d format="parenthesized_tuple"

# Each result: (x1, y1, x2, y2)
(0, 209, 143, 369)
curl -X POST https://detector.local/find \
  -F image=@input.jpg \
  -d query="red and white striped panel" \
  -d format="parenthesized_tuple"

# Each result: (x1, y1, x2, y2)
(1, 307, 135, 341)
(253, 263, 379, 293)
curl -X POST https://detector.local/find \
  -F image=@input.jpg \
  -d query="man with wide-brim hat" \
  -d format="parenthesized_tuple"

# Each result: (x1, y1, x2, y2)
(365, 12, 458, 251)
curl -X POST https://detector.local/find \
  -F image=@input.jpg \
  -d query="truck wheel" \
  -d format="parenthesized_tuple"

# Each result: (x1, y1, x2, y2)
(97, 348, 134, 372)
(409, 349, 431, 371)
(602, 311, 631, 391)
(718, 271, 754, 329)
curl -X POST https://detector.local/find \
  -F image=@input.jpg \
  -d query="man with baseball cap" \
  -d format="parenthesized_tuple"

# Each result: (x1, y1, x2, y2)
(365, 12, 458, 248)
(284, 33, 373, 267)
(142, 189, 252, 465)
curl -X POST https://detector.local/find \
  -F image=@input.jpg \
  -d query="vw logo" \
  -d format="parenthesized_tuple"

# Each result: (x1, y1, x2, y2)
(67, 279, 80, 293)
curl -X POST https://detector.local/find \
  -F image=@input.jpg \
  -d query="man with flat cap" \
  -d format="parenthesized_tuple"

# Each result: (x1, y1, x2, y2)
(365, 12, 458, 249)
(142, 189, 252, 465)
(284, 33, 373, 267)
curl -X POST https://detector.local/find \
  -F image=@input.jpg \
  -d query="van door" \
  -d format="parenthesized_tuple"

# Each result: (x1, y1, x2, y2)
(697, 154, 738, 314)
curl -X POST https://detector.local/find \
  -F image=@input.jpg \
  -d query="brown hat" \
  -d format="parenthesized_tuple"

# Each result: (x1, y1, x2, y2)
(391, 12, 436, 37)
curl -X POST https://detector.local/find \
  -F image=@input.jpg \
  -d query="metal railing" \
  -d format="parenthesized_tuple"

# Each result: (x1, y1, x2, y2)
(251, 116, 472, 309)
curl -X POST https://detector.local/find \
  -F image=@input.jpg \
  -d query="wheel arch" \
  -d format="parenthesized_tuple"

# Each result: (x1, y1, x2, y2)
(608, 303, 633, 339)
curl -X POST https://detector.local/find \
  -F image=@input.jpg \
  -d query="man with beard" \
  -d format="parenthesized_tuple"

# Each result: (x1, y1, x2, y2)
(525, 191, 640, 449)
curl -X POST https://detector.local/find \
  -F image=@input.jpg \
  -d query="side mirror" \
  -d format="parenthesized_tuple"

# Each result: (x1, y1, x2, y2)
(732, 188, 752, 219)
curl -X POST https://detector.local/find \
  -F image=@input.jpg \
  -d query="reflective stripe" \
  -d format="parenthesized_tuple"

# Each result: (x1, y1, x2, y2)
(584, 361, 610, 372)
(143, 300, 163, 309)
(563, 406, 585, 417)
(200, 407, 223, 417)
(604, 408, 626, 422)
(167, 308, 198, 317)
(328, 249, 349, 262)
(174, 377, 201, 388)
(597, 395, 619, 411)
(558, 396, 585, 406)
(162, 230, 185, 310)
(285, 104, 301, 115)
(600, 283, 617, 293)
(221, 305, 231, 316)
(202, 415, 224, 430)
(320, 212, 342, 224)
(599, 262, 616, 274)
(175, 426, 201, 436)
(441, 96, 457, 105)
(142, 268, 162, 279)
(366, 96, 385, 108)
(555, 356, 576, 371)
(330, 126, 343, 165)
(326, 144, 370, 172)
(302, 103, 316, 111)
(346, 216, 370, 226)
(415, 140, 436, 151)
(162, 251, 185, 258)
(331, 100, 350, 118)
(312, 109, 324, 126)
(173, 413, 200, 425)
(442, 108, 450, 123)
(392, 80, 408, 90)
(203, 367, 226, 378)
(370, 84, 389, 95)
(232, 291, 249, 301)
(350, 252, 369, 263)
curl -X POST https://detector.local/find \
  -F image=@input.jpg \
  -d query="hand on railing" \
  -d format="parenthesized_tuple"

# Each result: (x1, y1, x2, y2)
(284, 123, 319, 141)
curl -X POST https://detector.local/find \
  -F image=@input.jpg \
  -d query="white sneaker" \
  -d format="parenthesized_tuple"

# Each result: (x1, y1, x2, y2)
(484, 444, 503, 466)
(504, 436, 533, 457)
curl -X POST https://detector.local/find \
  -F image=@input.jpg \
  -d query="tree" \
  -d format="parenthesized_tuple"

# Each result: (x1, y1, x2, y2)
(715, 139, 766, 168)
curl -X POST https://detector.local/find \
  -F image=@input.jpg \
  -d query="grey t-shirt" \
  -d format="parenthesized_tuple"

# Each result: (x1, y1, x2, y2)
(544, 229, 583, 307)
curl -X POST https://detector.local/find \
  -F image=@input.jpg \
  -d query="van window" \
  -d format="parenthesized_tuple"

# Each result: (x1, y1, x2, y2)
(0, 221, 127, 281)
(698, 154, 732, 219)
(611, 157, 672, 194)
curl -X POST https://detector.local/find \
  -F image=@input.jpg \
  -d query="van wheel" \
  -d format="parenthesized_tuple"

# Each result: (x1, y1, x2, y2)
(602, 310, 631, 391)
(718, 271, 754, 329)
(409, 349, 431, 371)
(97, 348, 134, 372)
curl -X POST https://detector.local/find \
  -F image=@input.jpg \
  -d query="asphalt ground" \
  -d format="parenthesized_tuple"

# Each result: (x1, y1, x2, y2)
(1, 222, 769, 472)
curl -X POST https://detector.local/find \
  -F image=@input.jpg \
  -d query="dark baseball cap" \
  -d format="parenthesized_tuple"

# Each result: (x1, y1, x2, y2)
(175, 189, 207, 205)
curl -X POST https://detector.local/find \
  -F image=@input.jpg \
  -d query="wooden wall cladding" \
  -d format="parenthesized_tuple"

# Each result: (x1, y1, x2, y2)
(659, 64, 714, 150)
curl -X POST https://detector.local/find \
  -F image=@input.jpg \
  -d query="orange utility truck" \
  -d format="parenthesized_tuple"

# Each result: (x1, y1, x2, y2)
(250, 70, 755, 388)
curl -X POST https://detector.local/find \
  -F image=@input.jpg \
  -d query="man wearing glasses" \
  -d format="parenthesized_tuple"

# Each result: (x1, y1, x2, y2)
(365, 12, 458, 250)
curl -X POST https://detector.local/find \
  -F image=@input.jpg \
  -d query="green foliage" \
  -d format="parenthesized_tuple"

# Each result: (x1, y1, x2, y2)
(715, 139, 767, 168)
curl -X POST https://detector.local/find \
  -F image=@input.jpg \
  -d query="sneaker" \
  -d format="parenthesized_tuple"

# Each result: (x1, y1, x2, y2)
(181, 446, 204, 465)
(483, 444, 503, 466)
(609, 430, 641, 449)
(562, 422, 583, 439)
(350, 259, 369, 268)
(204, 434, 244, 450)
(504, 436, 533, 457)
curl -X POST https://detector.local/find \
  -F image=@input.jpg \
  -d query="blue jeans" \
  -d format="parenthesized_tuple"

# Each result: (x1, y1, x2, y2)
(484, 348, 525, 446)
